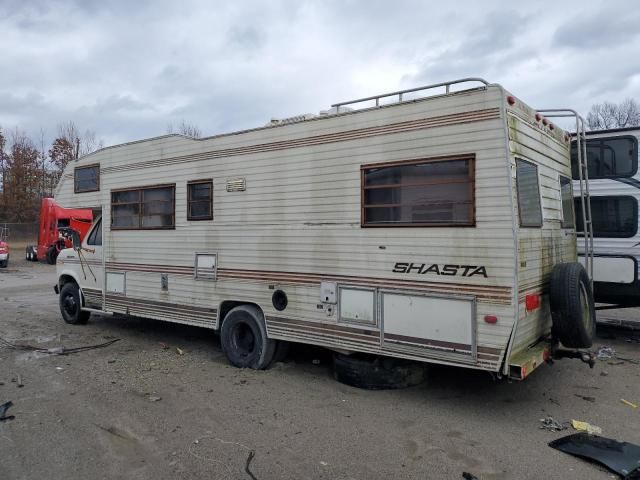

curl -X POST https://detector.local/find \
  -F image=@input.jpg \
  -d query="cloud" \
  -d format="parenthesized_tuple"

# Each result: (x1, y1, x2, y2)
(1, 0, 639, 149)
(552, 5, 640, 49)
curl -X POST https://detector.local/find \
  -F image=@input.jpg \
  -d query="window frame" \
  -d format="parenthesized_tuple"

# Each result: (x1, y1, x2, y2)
(515, 158, 543, 228)
(559, 175, 575, 229)
(360, 154, 476, 228)
(187, 179, 214, 221)
(111, 183, 176, 231)
(571, 135, 638, 180)
(86, 218, 103, 246)
(74, 164, 100, 193)
(575, 195, 638, 239)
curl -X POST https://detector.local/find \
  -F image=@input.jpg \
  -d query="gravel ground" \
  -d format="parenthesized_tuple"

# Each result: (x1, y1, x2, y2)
(0, 253, 639, 480)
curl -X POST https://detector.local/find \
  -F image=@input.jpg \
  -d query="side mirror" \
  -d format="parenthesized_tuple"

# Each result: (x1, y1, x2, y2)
(71, 231, 81, 250)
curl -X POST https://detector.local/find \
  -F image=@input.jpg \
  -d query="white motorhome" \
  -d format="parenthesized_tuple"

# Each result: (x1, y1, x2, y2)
(571, 127, 640, 308)
(54, 78, 596, 380)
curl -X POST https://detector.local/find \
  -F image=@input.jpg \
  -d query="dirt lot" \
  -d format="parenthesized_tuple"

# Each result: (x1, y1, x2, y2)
(1, 252, 639, 480)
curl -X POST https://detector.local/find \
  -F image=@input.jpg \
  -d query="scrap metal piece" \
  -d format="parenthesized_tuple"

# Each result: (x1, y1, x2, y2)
(0, 400, 15, 421)
(549, 432, 640, 479)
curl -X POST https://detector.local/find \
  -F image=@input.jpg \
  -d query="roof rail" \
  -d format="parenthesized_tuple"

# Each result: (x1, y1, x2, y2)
(331, 77, 491, 113)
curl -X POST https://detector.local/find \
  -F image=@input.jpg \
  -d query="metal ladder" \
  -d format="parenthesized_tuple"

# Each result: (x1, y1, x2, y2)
(332, 77, 491, 112)
(536, 109, 594, 281)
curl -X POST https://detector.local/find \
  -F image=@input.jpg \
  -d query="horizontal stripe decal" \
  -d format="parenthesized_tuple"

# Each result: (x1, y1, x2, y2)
(101, 108, 501, 175)
(384, 332, 471, 353)
(95, 261, 511, 302)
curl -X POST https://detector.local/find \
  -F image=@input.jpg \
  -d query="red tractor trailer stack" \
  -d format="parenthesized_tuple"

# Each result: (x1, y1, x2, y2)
(26, 198, 93, 265)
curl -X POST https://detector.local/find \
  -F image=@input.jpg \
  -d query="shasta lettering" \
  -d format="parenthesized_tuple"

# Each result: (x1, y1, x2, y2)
(392, 262, 487, 278)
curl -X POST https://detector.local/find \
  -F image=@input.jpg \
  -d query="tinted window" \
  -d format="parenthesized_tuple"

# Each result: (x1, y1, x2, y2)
(74, 165, 100, 193)
(560, 176, 575, 228)
(111, 185, 175, 229)
(575, 196, 638, 238)
(87, 219, 102, 246)
(516, 159, 543, 227)
(187, 180, 213, 220)
(571, 136, 637, 179)
(361, 157, 474, 226)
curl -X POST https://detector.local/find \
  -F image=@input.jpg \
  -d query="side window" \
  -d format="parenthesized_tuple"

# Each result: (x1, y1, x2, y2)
(74, 164, 100, 193)
(571, 136, 638, 179)
(87, 219, 102, 246)
(111, 185, 175, 230)
(575, 196, 638, 238)
(187, 180, 213, 220)
(559, 176, 575, 228)
(516, 159, 543, 227)
(361, 156, 475, 227)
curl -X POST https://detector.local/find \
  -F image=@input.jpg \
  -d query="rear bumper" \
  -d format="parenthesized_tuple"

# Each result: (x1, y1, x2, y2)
(0, 253, 8, 261)
(508, 341, 551, 380)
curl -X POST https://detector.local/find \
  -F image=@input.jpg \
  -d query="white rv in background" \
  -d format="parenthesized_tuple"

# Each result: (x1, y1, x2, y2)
(571, 127, 640, 307)
(53, 78, 596, 381)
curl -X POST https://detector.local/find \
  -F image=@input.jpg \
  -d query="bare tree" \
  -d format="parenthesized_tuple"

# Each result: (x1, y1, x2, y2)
(167, 120, 202, 138)
(587, 98, 640, 130)
(49, 121, 104, 174)
(0, 126, 6, 195)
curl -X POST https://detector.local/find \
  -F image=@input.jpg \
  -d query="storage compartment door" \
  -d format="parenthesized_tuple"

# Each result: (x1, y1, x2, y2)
(382, 291, 475, 358)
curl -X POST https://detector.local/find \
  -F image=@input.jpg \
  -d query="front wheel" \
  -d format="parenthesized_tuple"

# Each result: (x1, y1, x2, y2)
(220, 305, 276, 369)
(59, 283, 90, 325)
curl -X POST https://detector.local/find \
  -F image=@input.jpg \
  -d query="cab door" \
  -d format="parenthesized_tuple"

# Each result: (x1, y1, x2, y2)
(79, 217, 104, 309)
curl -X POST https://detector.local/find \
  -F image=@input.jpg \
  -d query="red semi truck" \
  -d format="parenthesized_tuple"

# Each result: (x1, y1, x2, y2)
(26, 198, 93, 264)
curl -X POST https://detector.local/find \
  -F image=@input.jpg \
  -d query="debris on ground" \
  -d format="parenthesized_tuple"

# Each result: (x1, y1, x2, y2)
(620, 399, 638, 409)
(159, 342, 169, 350)
(245, 450, 257, 480)
(0, 336, 120, 355)
(549, 432, 640, 479)
(574, 394, 596, 403)
(0, 400, 15, 421)
(600, 370, 609, 376)
(596, 346, 615, 360)
(16, 374, 23, 388)
(571, 419, 602, 435)
(462, 472, 479, 480)
(539, 416, 568, 432)
(176, 347, 184, 355)
(148, 395, 162, 402)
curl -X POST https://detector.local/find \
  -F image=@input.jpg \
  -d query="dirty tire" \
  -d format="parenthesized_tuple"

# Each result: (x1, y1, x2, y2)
(549, 262, 595, 348)
(333, 353, 426, 390)
(0, 260, 7, 268)
(220, 305, 276, 369)
(59, 283, 90, 325)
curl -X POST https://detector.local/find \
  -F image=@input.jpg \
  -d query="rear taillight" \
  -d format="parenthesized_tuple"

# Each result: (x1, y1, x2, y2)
(525, 294, 540, 311)
(484, 315, 498, 324)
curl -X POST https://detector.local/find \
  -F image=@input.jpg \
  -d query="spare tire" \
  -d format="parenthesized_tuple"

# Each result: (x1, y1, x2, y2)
(549, 262, 595, 348)
(333, 353, 426, 390)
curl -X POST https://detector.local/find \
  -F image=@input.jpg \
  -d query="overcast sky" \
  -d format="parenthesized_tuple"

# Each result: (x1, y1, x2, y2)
(1, 0, 639, 147)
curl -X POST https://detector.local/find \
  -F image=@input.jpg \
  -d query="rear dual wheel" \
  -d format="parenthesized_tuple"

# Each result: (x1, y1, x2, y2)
(220, 305, 277, 369)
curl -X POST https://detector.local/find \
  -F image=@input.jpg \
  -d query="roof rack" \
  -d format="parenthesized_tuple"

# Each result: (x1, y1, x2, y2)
(331, 77, 491, 113)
